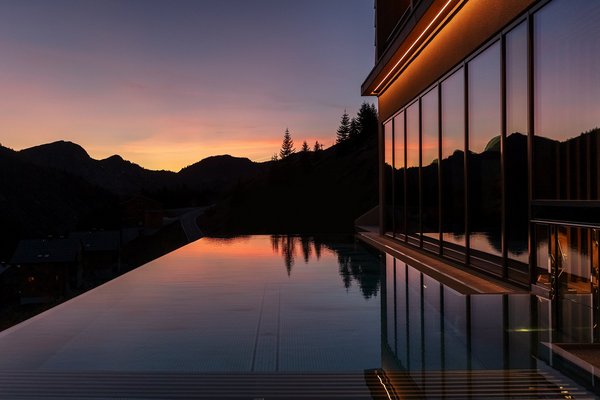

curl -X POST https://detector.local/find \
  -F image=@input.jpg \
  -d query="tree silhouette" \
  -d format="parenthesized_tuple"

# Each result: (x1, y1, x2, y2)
(349, 117, 360, 139)
(300, 236, 312, 263)
(357, 102, 378, 138)
(282, 235, 296, 276)
(336, 110, 351, 143)
(301, 140, 310, 152)
(271, 235, 280, 252)
(279, 128, 295, 159)
(313, 140, 323, 152)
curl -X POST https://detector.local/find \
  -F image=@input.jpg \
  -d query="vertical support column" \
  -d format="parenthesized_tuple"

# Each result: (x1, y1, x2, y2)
(501, 34, 508, 280)
(464, 64, 471, 266)
(379, 118, 385, 235)
(438, 84, 444, 256)
(527, 12, 536, 286)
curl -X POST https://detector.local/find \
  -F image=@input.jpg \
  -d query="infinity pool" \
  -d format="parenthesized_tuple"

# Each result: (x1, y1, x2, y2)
(0, 235, 595, 398)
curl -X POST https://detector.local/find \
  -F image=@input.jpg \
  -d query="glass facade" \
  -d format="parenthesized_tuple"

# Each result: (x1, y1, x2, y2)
(405, 101, 420, 243)
(394, 112, 405, 239)
(505, 21, 529, 277)
(381, 0, 600, 287)
(533, 0, 600, 201)
(468, 41, 502, 267)
(421, 87, 440, 250)
(441, 69, 466, 260)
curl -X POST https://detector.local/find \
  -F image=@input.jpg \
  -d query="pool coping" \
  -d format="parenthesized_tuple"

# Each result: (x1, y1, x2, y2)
(357, 231, 525, 295)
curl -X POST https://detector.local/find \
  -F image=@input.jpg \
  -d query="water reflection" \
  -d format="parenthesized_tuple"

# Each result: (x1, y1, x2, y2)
(270, 235, 381, 299)
(382, 254, 599, 396)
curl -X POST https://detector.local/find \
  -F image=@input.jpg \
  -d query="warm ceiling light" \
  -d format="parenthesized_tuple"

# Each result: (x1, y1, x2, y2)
(373, 0, 458, 95)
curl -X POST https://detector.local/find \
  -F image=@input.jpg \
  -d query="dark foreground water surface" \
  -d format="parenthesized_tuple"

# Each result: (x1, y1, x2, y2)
(0, 235, 596, 399)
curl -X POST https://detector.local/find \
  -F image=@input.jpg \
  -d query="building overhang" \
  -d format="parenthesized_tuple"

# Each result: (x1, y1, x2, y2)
(361, 0, 466, 97)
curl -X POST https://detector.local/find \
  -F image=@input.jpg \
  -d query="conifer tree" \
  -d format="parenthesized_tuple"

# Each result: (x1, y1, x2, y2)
(356, 102, 378, 138)
(349, 117, 360, 139)
(301, 140, 310, 152)
(313, 140, 323, 152)
(336, 110, 351, 143)
(279, 128, 295, 159)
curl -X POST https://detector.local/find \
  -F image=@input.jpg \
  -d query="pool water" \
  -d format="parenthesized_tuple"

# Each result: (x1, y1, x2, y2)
(0, 236, 382, 373)
(0, 235, 596, 399)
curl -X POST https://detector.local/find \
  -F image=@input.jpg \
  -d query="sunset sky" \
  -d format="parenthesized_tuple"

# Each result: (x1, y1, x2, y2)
(0, 0, 375, 171)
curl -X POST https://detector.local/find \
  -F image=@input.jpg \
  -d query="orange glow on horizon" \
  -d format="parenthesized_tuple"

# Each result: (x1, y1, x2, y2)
(176, 236, 335, 260)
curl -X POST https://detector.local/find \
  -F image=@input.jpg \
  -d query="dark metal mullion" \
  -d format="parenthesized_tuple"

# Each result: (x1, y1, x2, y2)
(404, 111, 408, 242)
(501, 34, 508, 280)
(464, 64, 471, 266)
(405, 265, 410, 367)
(393, 259, 398, 356)
(391, 119, 396, 237)
(438, 84, 443, 256)
(466, 295, 472, 371)
(502, 294, 509, 369)
(527, 13, 536, 285)
(420, 273, 425, 372)
(418, 98, 423, 248)
(379, 121, 386, 236)
(439, 284, 445, 370)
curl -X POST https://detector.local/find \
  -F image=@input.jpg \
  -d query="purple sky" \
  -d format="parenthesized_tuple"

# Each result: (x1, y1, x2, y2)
(0, 0, 375, 170)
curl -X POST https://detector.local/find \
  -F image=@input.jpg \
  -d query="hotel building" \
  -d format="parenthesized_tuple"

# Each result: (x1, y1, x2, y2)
(360, 0, 600, 343)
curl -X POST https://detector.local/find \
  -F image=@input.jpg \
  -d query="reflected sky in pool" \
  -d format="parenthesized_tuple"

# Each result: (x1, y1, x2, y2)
(0, 236, 382, 372)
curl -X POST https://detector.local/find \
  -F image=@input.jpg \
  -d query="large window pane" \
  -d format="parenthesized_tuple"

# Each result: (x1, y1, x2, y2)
(394, 113, 406, 238)
(384, 121, 394, 233)
(534, 0, 600, 200)
(505, 21, 529, 275)
(441, 69, 466, 258)
(406, 101, 420, 241)
(421, 87, 440, 248)
(468, 42, 502, 264)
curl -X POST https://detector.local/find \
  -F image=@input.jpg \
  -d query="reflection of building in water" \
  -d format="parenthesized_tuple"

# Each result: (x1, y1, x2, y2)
(358, 0, 600, 394)
(380, 254, 595, 397)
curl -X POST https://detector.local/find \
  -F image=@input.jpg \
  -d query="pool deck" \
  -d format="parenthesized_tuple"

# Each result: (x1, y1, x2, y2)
(357, 231, 526, 295)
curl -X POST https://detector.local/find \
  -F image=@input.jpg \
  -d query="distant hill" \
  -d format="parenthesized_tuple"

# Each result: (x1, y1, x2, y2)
(0, 145, 118, 259)
(19, 141, 177, 196)
(16, 141, 265, 207)
(0, 141, 267, 258)
(198, 134, 378, 234)
(179, 154, 262, 184)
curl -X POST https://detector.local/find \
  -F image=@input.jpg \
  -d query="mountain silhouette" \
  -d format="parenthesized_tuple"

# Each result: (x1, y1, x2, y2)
(16, 141, 262, 201)
(0, 144, 118, 259)
(19, 141, 176, 196)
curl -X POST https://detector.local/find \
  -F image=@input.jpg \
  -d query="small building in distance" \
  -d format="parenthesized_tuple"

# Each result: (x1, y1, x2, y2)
(10, 238, 81, 304)
(0, 262, 18, 306)
(70, 231, 121, 282)
(120, 195, 164, 229)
